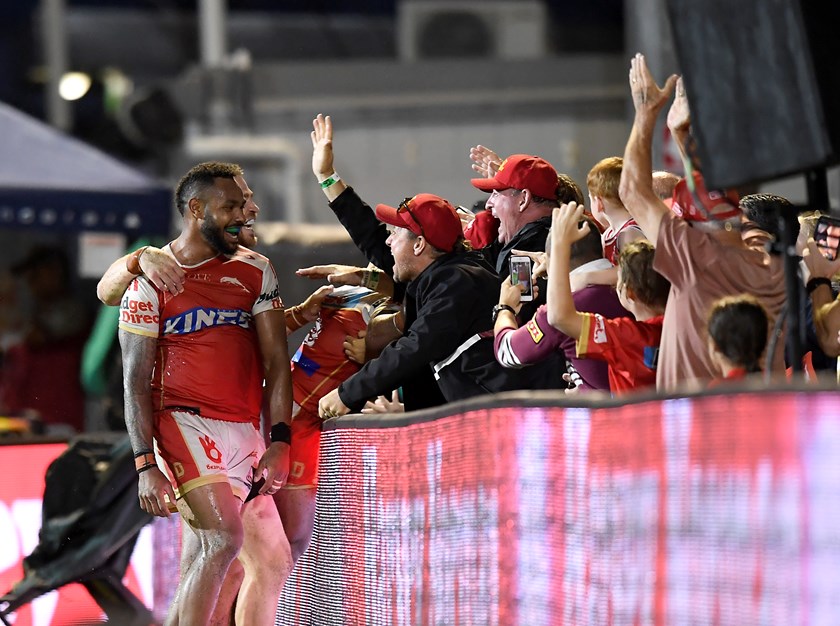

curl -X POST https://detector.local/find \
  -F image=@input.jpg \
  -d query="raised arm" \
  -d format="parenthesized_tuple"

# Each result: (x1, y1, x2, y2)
(253, 308, 294, 494)
(310, 114, 396, 275)
(296, 264, 395, 297)
(546, 203, 590, 339)
(666, 76, 692, 162)
(97, 246, 185, 305)
(311, 114, 348, 202)
(618, 53, 678, 246)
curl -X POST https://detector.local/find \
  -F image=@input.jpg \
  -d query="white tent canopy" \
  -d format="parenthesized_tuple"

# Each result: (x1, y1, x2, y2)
(0, 101, 170, 235)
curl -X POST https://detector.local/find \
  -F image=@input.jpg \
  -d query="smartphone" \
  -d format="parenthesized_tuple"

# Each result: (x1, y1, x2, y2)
(509, 255, 534, 302)
(814, 215, 840, 261)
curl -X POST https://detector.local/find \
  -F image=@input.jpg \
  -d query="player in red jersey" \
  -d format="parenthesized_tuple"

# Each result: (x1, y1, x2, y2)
(281, 285, 396, 560)
(118, 162, 293, 625)
(100, 170, 398, 622)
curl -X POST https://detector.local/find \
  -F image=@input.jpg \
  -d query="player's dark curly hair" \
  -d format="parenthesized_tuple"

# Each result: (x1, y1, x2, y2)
(174, 161, 243, 216)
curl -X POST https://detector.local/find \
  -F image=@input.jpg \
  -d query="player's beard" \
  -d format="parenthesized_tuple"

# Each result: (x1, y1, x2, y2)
(201, 212, 239, 255)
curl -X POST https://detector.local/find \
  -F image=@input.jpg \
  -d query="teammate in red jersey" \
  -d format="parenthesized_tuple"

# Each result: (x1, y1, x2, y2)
(280, 285, 395, 560)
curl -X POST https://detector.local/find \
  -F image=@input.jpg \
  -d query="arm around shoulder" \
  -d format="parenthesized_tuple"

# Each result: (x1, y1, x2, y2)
(97, 246, 184, 305)
(97, 253, 134, 305)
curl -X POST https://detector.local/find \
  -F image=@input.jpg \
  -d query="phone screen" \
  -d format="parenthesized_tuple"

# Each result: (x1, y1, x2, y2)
(509, 256, 534, 302)
(814, 215, 840, 261)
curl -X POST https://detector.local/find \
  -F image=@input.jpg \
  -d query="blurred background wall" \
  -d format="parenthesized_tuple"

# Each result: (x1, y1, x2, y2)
(0, 0, 836, 432)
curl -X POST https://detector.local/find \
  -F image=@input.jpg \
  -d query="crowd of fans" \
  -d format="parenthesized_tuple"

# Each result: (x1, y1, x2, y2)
(280, 54, 840, 416)
(4, 52, 840, 431)
(2, 49, 840, 623)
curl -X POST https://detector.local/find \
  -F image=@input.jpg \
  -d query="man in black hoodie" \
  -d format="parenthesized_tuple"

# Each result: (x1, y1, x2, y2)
(312, 115, 530, 417)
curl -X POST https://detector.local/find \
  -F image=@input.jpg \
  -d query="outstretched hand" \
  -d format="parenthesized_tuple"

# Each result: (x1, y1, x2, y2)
(311, 113, 335, 179)
(628, 52, 678, 117)
(298, 284, 335, 322)
(469, 145, 502, 178)
(296, 264, 364, 286)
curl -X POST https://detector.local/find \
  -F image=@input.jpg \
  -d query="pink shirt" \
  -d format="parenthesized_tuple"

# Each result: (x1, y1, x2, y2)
(653, 214, 785, 391)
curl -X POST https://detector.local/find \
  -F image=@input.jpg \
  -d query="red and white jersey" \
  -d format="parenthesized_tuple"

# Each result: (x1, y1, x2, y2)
(577, 313, 664, 394)
(602, 217, 643, 266)
(291, 286, 390, 415)
(118, 245, 283, 425)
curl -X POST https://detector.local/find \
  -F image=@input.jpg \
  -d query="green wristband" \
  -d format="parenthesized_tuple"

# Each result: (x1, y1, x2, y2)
(319, 173, 341, 189)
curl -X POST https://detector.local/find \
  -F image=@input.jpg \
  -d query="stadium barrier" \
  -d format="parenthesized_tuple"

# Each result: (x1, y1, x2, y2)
(277, 383, 840, 626)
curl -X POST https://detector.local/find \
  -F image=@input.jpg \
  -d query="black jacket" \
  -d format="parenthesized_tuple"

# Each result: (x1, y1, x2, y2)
(329, 187, 531, 411)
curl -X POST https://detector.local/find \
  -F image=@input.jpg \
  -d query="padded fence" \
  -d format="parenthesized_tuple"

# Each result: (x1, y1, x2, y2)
(276, 387, 840, 626)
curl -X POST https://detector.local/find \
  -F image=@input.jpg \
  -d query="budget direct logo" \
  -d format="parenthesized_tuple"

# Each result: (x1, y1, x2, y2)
(120, 298, 160, 326)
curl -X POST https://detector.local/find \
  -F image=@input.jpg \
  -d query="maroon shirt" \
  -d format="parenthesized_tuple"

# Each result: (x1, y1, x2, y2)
(494, 285, 630, 391)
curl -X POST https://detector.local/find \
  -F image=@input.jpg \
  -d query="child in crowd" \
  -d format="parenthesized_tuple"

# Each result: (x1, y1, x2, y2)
(569, 156, 646, 291)
(547, 202, 670, 394)
(706, 294, 769, 385)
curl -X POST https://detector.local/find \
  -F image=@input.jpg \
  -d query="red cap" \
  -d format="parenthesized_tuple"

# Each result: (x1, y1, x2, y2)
(375, 193, 463, 252)
(471, 154, 559, 199)
(669, 171, 742, 222)
(463, 210, 500, 249)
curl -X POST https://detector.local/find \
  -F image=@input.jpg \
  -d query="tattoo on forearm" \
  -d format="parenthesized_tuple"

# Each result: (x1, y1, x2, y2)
(119, 329, 157, 454)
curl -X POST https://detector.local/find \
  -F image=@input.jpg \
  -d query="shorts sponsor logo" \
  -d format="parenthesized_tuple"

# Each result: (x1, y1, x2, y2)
(291, 461, 305, 478)
(199, 435, 223, 464)
(526, 319, 544, 344)
(163, 307, 251, 335)
(172, 461, 185, 478)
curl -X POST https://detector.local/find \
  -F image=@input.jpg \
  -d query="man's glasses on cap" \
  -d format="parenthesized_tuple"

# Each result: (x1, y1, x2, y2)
(398, 197, 425, 238)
